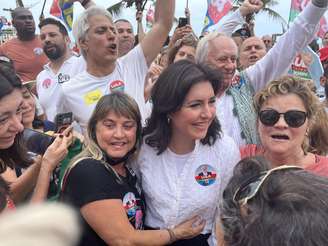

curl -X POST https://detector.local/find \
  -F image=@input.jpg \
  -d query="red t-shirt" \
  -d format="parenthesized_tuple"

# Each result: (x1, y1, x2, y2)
(240, 144, 328, 177)
(0, 36, 48, 82)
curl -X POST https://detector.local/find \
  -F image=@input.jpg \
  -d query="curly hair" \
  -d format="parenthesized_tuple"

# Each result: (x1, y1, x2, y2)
(253, 75, 328, 154)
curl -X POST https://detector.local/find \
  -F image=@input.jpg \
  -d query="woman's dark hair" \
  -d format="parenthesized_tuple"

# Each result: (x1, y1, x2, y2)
(144, 60, 223, 154)
(167, 34, 198, 65)
(0, 61, 32, 172)
(221, 156, 328, 246)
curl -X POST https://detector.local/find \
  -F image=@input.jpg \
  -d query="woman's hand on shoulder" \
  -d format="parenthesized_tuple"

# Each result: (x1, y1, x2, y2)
(172, 215, 206, 241)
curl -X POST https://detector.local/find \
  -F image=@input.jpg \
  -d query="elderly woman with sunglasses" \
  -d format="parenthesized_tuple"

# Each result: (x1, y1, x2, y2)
(220, 156, 328, 246)
(240, 75, 328, 176)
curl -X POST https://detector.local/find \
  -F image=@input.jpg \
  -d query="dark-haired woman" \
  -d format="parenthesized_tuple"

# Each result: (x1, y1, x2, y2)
(61, 92, 204, 246)
(133, 60, 240, 245)
(0, 60, 71, 205)
(220, 156, 328, 246)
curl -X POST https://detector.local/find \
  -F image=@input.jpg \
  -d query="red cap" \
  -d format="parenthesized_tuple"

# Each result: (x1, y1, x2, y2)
(319, 47, 328, 61)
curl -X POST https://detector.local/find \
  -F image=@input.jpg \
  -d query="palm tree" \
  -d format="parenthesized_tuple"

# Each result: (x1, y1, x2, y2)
(107, 0, 148, 16)
(233, 0, 287, 26)
(16, 0, 25, 7)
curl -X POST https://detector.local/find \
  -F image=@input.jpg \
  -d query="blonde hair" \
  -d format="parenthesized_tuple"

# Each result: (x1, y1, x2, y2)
(62, 92, 142, 187)
(254, 75, 328, 154)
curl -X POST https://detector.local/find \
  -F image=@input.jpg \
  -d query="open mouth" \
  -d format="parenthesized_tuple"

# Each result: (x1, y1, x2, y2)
(271, 134, 290, 140)
(249, 55, 258, 62)
(108, 43, 117, 51)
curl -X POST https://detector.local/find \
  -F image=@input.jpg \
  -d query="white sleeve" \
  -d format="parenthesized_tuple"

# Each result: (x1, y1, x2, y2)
(216, 10, 245, 36)
(244, 2, 327, 92)
(119, 44, 149, 89)
(218, 135, 240, 199)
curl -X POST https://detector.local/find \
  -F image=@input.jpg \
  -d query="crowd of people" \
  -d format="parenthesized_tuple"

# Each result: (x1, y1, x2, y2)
(0, 0, 328, 245)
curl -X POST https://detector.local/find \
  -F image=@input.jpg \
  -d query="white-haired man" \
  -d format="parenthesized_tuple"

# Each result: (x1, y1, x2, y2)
(60, 0, 174, 133)
(196, 0, 328, 146)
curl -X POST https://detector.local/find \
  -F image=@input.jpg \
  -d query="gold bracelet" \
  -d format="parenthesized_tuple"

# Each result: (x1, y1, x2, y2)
(167, 228, 177, 244)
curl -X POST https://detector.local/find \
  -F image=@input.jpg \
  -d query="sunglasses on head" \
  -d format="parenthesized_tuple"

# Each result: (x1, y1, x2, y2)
(258, 109, 308, 128)
(233, 165, 302, 206)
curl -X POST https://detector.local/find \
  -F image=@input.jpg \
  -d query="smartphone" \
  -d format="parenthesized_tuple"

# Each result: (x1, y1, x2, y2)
(55, 112, 73, 133)
(178, 17, 188, 28)
(23, 128, 55, 155)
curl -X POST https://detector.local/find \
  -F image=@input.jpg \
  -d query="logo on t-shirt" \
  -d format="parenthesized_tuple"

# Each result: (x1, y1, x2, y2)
(84, 89, 103, 105)
(109, 80, 125, 92)
(42, 78, 52, 89)
(58, 73, 70, 84)
(123, 192, 143, 229)
(194, 164, 217, 186)
(33, 47, 43, 56)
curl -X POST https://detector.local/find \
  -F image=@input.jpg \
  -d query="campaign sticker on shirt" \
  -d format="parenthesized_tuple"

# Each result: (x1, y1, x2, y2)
(83, 89, 103, 105)
(42, 78, 52, 89)
(194, 164, 217, 186)
(123, 192, 137, 217)
(109, 80, 125, 92)
(33, 47, 43, 56)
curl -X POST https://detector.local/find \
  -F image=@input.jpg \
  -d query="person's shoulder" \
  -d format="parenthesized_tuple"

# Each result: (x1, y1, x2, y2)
(68, 158, 109, 179)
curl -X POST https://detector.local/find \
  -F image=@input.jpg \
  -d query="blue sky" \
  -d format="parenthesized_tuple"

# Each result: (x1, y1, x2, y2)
(0, 0, 291, 37)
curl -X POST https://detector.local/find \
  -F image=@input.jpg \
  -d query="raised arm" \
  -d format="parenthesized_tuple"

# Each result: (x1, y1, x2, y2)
(140, 0, 175, 66)
(216, 0, 263, 36)
(245, 0, 328, 92)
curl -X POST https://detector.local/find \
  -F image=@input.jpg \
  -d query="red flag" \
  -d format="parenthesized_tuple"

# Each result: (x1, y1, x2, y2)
(289, 0, 328, 38)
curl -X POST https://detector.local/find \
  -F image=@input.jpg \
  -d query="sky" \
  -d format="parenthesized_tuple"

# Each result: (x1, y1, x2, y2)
(0, 0, 292, 38)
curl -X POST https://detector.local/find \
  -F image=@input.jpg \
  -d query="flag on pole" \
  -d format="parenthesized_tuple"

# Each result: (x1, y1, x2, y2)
(202, 0, 232, 33)
(146, 1, 155, 29)
(288, 0, 328, 38)
(50, 0, 74, 30)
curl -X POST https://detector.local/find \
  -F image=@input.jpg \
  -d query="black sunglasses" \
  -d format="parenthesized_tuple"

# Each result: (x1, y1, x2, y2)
(259, 109, 307, 128)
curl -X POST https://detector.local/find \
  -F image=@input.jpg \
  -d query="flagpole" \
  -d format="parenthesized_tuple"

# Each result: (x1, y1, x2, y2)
(39, 0, 47, 22)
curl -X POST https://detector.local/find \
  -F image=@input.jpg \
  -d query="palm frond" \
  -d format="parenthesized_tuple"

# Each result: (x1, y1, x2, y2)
(261, 7, 287, 25)
(107, 1, 125, 16)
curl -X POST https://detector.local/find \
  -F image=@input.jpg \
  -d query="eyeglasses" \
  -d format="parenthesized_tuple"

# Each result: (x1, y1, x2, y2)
(258, 109, 308, 128)
(233, 165, 302, 206)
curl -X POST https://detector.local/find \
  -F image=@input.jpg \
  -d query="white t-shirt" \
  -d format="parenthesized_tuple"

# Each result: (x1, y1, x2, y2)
(36, 55, 86, 122)
(60, 45, 148, 133)
(131, 134, 240, 244)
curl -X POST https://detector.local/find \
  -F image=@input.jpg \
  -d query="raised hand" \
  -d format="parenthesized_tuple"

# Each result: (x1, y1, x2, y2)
(240, 0, 264, 17)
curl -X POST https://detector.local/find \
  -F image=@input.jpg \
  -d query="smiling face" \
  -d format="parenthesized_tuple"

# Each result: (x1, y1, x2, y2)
(21, 86, 35, 128)
(239, 37, 267, 69)
(95, 111, 137, 158)
(258, 93, 309, 157)
(81, 15, 118, 64)
(170, 81, 216, 144)
(174, 45, 196, 63)
(207, 36, 238, 91)
(0, 89, 24, 149)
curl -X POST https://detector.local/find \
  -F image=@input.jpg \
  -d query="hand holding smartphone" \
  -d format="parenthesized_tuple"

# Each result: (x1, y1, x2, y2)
(178, 17, 188, 28)
(55, 112, 73, 133)
(23, 128, 55, 155)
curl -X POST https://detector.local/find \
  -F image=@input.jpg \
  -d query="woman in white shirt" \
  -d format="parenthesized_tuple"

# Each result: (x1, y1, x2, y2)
(133, 60, 240, 245)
